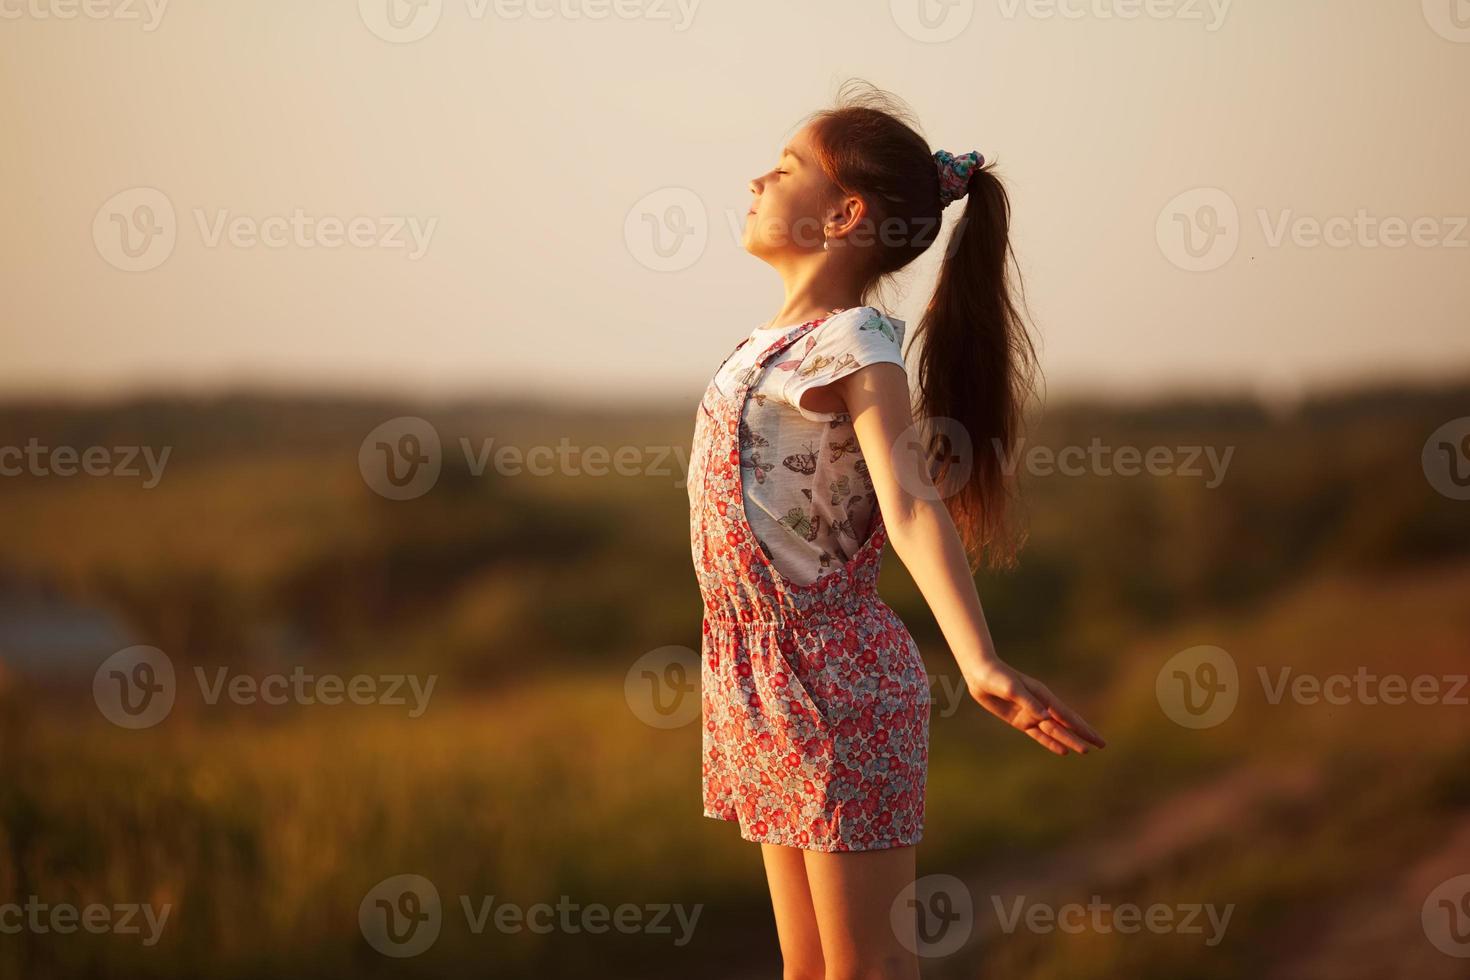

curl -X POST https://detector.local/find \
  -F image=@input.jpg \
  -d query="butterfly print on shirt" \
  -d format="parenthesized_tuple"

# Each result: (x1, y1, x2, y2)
(772, 335, 819, 373)
(859, 311, 896, 342)
(783, 442, 818, 476)
(797, 354, 834, 380)
(742, 450, 775, 484)
(739, 418, 769, 449)
(778, 507, 820, 542)
(829, 435, 859, 462)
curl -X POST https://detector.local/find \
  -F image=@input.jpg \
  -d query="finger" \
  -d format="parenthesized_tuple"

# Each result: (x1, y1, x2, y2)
(1023, 724, 1069, 756)
(1008, 674, 1053, 724)
(1038, 718, 1092, 754)
(1032, 683, 1107, 748)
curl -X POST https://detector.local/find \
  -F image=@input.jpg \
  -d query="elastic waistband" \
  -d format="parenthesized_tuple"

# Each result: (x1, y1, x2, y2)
(703, 592, 891, 632)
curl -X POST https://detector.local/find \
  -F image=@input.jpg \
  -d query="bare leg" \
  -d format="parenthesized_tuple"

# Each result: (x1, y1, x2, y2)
(803, 844, 920, 980)
(761, 842, 828, 980)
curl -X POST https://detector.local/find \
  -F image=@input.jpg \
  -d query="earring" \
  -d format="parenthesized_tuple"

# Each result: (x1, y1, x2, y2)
(823, 235, 829, 251)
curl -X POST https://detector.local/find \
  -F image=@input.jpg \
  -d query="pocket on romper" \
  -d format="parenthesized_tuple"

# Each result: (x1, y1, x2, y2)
(755, 632, 830, 739)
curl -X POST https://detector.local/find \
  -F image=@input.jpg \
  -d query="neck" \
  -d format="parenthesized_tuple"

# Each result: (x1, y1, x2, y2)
(762, 261, 863, 330)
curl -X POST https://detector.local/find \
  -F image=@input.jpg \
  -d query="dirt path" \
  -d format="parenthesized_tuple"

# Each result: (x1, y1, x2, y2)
(1265, 816, 1470, 979)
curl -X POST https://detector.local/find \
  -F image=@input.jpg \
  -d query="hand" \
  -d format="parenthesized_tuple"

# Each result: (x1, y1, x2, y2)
(965, 659, 1107, 756)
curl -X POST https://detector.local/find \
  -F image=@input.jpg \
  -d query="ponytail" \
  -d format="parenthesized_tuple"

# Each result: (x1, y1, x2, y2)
(912, 165, 1038, 572)
(803, 79, 1040, 571)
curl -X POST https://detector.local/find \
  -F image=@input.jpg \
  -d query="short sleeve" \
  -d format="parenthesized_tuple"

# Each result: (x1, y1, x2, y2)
(779, 307, 907, 421)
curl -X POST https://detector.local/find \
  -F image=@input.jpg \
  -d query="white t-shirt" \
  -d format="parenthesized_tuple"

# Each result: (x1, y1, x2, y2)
(711, 306, 908, 586)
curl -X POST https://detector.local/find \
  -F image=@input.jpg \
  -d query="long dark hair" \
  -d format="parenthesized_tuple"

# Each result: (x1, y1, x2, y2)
(800, 79, 1039, 571)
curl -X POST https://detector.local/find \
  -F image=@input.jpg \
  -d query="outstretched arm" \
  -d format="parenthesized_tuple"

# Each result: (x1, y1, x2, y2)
(810, 361, 1106, 757)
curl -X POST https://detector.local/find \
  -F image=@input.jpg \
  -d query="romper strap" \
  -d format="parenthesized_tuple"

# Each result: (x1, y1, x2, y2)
(710, 336, 750, 379)
(751, 307, 846, 369)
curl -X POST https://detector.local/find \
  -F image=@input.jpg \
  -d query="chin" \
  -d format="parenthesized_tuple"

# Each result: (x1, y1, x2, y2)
(742, 224, 785, 261)
(741, 227, 766, 259)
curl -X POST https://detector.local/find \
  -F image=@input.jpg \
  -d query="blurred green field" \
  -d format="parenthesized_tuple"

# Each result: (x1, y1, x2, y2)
(1, 380, 1468, 977)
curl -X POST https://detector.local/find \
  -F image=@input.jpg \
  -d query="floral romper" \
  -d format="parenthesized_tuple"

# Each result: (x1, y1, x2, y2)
(688, 308, 932, 852)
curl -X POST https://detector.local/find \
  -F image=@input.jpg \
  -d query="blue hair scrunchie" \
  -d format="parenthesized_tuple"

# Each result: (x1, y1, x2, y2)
(933, 149, 985, 208)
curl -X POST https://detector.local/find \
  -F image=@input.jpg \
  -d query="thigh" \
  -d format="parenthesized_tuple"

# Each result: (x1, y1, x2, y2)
(803, 845, 920, 979)
(760, 842, 826, 978)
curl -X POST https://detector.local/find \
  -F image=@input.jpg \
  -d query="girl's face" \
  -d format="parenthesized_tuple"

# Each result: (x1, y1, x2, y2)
(743, 124, 831, 257)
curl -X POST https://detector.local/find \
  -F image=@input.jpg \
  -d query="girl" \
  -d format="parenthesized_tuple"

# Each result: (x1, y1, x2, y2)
(688, 81, 1106, 979)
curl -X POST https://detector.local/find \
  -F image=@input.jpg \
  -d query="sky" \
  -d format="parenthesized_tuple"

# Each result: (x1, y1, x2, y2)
(2, 0, 1467, 409)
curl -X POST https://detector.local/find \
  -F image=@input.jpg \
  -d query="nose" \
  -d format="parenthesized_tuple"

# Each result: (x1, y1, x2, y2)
(749, 176, 763, 195)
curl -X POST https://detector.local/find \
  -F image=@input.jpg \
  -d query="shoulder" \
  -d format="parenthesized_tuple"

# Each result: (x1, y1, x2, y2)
(778, 307, 908, 421)
(816, 306, 906, 347)
(794, 306, 906, 371)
